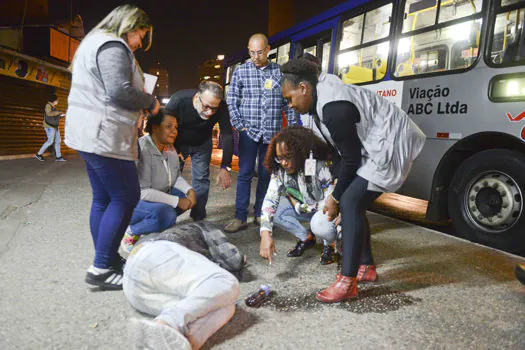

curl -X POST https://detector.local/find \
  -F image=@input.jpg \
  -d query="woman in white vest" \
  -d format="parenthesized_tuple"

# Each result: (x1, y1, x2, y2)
(280, 59, 426, 303)
(65, 5, 160, 290)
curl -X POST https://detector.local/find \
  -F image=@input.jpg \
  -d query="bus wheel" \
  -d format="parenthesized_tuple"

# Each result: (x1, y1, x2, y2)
(448, 149, 525, 253)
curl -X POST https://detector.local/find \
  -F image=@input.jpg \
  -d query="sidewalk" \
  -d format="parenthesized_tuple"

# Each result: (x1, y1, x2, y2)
(0, 156, 524, 349)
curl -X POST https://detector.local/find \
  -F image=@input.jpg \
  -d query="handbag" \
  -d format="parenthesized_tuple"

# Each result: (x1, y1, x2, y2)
(44, 103, 60, 128)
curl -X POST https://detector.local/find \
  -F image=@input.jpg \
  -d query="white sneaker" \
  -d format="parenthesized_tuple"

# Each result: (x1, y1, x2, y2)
(119, 231, 139, 259)
(129, 318, 191, 350)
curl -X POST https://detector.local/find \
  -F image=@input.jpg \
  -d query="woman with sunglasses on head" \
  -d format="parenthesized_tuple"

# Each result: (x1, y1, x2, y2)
(259, 125, 339, 265)
(280, 59, 426, 303)
(65, 5, 161, 290)
(119, 110, 197, 259)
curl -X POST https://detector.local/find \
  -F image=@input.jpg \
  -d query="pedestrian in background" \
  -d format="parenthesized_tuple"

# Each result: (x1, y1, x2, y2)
(280, 59, 426, 303)
(65, 4, 160, 290)
(164, 81, 233, 221)
(224, 33, 296, 233)
(35, 94, 66, 162)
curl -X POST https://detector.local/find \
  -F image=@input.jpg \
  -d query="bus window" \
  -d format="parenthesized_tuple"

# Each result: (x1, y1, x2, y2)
(502, 0, 522, 6)
(304, 45, 316, 56)
(338, 3, 393, 83)
(489, 7, 525, 65)
(277, 42, 290, 65)
(225, 62, 242, 84)
(225, 66, 233, 84)
(363, 3, 393, 44)
(337, 43, 388, 84)
(439, 0, 483, 24)
(394, 18, 482, 77)
(402, 0, 437, 33)
(321, 41, 331, 73)
(340, 14, 364, 50)
(268, 47, 278, 63)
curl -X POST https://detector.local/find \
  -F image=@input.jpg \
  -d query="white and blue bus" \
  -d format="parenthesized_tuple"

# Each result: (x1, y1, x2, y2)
(224, 0, 525, 253)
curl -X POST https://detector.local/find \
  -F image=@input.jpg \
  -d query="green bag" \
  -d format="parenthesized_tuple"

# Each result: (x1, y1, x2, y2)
(285, 187, 304, 204)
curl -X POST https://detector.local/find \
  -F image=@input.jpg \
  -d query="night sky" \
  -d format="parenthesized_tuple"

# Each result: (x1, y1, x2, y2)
(50, 0, 344, 94)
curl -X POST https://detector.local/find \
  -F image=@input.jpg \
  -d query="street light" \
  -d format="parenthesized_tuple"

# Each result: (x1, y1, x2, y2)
(217, 55, 225, 60)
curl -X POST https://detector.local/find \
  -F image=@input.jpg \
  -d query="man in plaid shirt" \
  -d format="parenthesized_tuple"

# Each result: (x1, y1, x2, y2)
(225, 33, 296, 233)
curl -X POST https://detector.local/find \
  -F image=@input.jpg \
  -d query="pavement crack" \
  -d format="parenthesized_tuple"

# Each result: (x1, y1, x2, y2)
(0, 205, 18, 220)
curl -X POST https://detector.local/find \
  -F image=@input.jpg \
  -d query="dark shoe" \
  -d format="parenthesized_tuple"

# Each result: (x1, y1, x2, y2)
(357, 265, 378, 283)
(55, 157, 67, 162)
(320, 245, 338, 265)
(34, 153, 44, 161)
(516, 264, 525, 286)
(287, 234, 316, 257)
(224, 219, 248, 233)
(85, 268, 123, 290)
(253, 216, 261, 226)
(316, 274, 357, 303)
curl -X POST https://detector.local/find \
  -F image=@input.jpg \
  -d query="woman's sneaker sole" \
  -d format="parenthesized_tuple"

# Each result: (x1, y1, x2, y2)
(85, 270, 123, 290)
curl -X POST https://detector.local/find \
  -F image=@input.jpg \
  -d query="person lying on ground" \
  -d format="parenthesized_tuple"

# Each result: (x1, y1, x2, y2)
(124, 221, 245, 350)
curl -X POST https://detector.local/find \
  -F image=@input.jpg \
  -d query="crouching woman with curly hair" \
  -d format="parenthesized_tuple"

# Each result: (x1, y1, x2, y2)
(259, 125, 339, 265)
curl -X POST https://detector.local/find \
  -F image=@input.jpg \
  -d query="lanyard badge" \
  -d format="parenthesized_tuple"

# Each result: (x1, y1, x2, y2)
(304, 151, 316, 177)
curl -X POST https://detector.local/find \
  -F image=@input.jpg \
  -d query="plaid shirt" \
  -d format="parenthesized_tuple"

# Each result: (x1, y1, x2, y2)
(227, 61, 296, 143)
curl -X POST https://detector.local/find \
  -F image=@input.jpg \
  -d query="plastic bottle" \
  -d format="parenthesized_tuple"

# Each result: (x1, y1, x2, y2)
(245, 284, 273, 308)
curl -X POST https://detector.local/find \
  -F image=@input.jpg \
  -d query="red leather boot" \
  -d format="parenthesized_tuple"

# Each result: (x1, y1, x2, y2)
(357, 265, 378, 283)
(316, 274, 357, 303)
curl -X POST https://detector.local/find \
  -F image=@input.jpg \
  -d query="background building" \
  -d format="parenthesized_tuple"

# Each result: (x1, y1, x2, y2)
(0, 0, 79, 159)
(198, 55, 224, 84)
(148, 62, 169, 98)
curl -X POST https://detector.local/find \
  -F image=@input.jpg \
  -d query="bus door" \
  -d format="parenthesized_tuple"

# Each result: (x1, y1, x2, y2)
(290, 17, 339, 73)
(293, 30, 333, 73)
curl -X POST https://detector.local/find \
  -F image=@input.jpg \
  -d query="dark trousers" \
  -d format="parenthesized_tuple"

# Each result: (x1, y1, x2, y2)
(79, 151, 140, 269)
(235, 131, 270, 221)
(340, 176, 381, 277)
(178, 138, 213, 221)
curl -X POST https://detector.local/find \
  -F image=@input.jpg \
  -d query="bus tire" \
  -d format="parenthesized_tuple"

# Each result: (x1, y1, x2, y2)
(448, 149, 525, 253)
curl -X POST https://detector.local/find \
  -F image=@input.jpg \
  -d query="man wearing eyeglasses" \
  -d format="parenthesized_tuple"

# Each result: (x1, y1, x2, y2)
(164, 81, 233, 222)
(224, 34, 296, 232)
(225, 33, 296, 233)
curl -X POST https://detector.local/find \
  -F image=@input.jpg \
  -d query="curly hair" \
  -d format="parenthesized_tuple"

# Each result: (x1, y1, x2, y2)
(280, 59, 318, 88)
(264, 125, 332, 174)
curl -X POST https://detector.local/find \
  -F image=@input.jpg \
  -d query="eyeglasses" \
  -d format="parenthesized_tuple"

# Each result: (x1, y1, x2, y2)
(274, 155, 291, 164)
(248, 49, 265, 57)
(198, 94, 220, 112)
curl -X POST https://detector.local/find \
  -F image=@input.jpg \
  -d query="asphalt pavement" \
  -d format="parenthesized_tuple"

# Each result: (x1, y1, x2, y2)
(0, 156, 524, 349)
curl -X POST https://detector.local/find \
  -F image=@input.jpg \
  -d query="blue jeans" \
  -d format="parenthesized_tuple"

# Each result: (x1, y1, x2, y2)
(179, 138, 212, 221)
(79, 151, 140, 269)
(235, 131, 270, 221)
(275, 198, 337, 244)
(274, 198, 313, 241)
(129, 188, 185, 235)
(38, 127, 62, 158)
